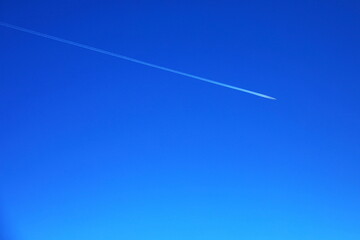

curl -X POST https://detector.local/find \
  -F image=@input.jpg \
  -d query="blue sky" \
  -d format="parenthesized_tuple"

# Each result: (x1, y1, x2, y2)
(1, 1, 360, 239)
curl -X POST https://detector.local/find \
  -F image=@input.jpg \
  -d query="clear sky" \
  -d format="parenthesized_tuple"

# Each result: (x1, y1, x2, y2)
(0, 1, 359, 239)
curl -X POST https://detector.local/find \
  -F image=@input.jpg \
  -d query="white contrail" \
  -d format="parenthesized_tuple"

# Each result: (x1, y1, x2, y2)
(0, 22, 276, 100)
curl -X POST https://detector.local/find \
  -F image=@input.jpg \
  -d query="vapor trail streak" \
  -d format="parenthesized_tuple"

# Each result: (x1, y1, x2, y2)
(0, 22, 276, 100)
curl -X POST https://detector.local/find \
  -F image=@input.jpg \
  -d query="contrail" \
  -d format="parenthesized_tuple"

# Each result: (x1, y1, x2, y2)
(0, 22, 276, 100)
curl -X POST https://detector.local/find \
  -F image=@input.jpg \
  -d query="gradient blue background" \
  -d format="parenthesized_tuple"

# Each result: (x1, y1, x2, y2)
(1, 1, 360, 239)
